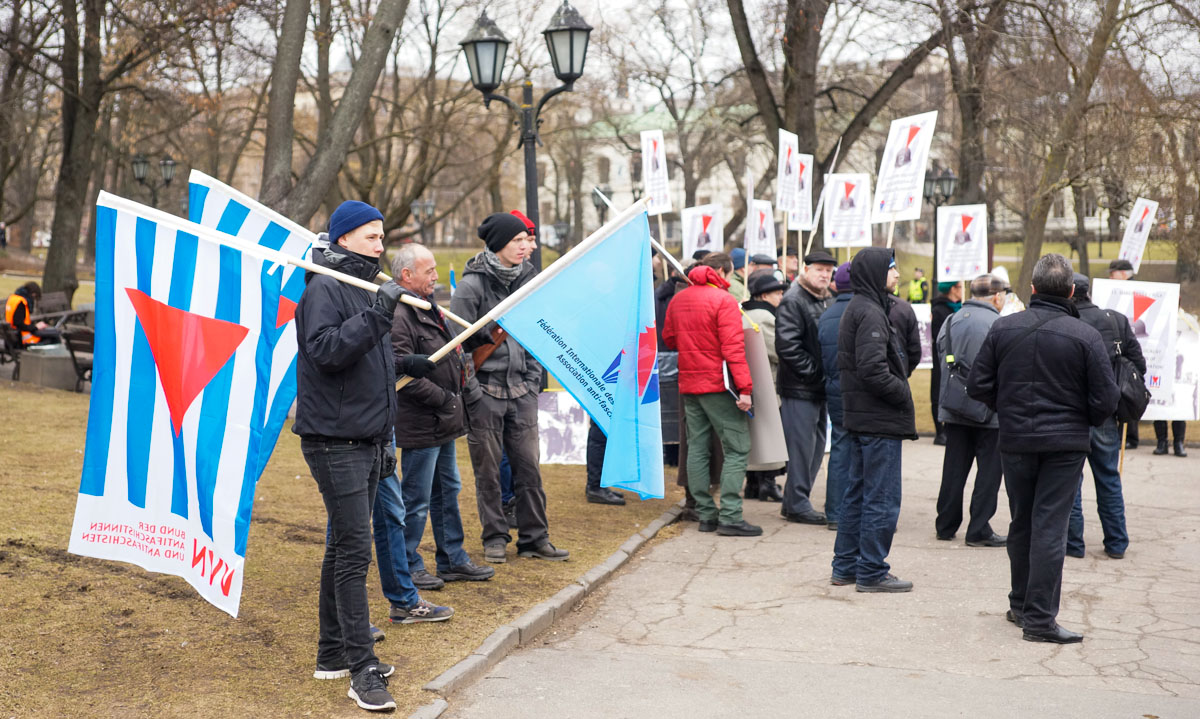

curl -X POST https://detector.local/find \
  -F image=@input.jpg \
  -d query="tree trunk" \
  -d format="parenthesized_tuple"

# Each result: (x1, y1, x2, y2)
(1015, 0, 1122, 300)
(258, 0, 310, 206)
(1071, 182, 1090, 276)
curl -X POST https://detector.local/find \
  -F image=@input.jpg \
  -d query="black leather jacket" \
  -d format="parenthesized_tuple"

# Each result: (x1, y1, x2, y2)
(775, 279, 832, 400)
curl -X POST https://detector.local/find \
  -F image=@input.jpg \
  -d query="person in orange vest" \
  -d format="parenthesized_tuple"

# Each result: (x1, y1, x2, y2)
(5, 281, 60, 345)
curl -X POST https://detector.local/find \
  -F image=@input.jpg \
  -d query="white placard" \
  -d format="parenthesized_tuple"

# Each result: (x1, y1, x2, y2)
(936, 204, 988, 282)
(872, 111, 939, 222)
(776, 130, 808, 217)
(680, 204, 724, 260)
(640, 130, 672, 216)
(538, 391, 588, 465)
(743, 199, 776, 258)
(824, 173, 872, 247)
(1143, 311, 1200, 422)
(912, 302, 933, 370)
(1091, 279, 1180, 401)
(1117, 197, 1158, 274)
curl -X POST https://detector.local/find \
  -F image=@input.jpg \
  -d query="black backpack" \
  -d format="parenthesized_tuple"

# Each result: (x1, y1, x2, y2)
(1105, 311, 1152, 423)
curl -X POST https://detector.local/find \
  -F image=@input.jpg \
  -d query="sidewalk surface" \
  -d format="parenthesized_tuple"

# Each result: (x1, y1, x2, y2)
(446, 439, 1200, 718)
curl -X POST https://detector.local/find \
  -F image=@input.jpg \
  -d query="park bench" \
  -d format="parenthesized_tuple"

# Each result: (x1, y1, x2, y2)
(62, 325, 94, 392)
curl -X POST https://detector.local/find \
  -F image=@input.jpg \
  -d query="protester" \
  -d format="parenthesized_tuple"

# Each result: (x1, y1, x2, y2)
(727, 247, 749, 301)
(887, 294, 922, 375)
(1153, 421, 1187, 457)
(4, 281, 60, 345)
(662, 252, 760, 536)
(775, 250, 836, 525)
(777, 247, 800, 282)
(992, 266, 1025, 316)
(748, 253, 777, 276)
(585, 419, 628, 504)
(833, 248, 916, 592)
(968, 253, 1119, 644)
(451, 212, 569, 563)
(389, 244, 495, 589)
(929, 280, 963, 444)
(818, 261, 853, 530)
(934, 274, 1008, 547)
(294, 200, 436, 711)
(1108, 258, 1134, 281)
(655, 262, 689, 471)
(907, 268, 929, 303)
(1067, 272, 1144, 560)
(742, 269, 788, 502)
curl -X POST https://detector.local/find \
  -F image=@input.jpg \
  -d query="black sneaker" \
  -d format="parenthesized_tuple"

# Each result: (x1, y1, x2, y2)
(717, 520, 763, 536)
(410, 568, 445, 590)
(483, 542, 507, 564)
(389, 599, 454, 624)
(348, 665, 396, 711)
(586, 487, 627, 505)
(856, 574, 913, 593)
(518, 540, 569, 561)
(314, 661, 394, 680)
(440, 559, 495, 582)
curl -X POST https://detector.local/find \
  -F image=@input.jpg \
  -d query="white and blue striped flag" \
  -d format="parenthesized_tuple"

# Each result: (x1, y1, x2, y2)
(68, 190, 309, 616)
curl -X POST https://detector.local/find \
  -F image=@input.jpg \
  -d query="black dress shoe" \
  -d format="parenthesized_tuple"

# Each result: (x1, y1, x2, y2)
(586, 488, 627, 505)
(933, 433, 947, 446)
(1126, 438, 1138, 450)
(1174, 440, 1188, 457)
(965, 533, 1007, 547)
(1023, 624, 1083, 644)
(1105, 549, 1125, 559)
(935, 533, 955, 541)
(717, 520, 763, 536)
(1154, 440, 1169, 455)
(1005, 610, 1024, 628)
(782, 509, 827, 525)
(698, 520, 717, 533)
(758, 481, 784, 502)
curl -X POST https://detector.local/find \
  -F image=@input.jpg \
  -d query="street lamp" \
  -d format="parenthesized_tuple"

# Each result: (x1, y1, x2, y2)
(410, 198, 436, 243)
(132, 154, 176, 208)
(460, 1, 592, 269)
(923, 166, 958, 290)
(591, 184, 612, 225)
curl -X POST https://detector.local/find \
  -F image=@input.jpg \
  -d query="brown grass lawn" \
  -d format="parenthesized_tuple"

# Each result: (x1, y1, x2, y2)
(0, 381, 681, 718)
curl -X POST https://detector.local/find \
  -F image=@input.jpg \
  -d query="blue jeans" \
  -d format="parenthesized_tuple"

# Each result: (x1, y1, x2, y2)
(372, 442, 420, 609)
(500, 451, 514, 504)
(825, 421, 851, 523)
(832, 434, 903, 584)
(1068, 417, 1129, 555)
(401, 442, 470, 574)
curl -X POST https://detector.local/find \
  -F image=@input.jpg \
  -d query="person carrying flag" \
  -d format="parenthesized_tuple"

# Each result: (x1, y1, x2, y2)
(293, 200, 436, 712)
(662, 252, 760, 537)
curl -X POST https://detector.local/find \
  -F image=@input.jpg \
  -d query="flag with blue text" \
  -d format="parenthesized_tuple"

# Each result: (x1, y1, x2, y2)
(68, 192, 294, 616)
(496, 209, 663, 498)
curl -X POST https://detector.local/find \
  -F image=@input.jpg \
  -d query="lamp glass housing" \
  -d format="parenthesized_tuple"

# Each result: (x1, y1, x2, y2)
(132, 154, 149, 182)
(543, 2, 592, 83)
(159, 156, 176, 184)
(461, 13, 510, 94)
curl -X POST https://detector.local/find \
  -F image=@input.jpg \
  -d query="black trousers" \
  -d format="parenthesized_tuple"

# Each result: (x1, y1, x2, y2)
(1126, 421, 1139, 443)
(936, 423, 1003, 541)
(301, 438, 384, 675)
(930, 363, 944, 436)
(586, 419, 606, 491)
(1001, 450, 1086, 633)
(1154, 420, 1186, 442)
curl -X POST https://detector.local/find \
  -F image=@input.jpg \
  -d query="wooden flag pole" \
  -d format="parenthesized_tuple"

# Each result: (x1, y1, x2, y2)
(886, 219, 897, 249)
(1119, 424, 1128, 474)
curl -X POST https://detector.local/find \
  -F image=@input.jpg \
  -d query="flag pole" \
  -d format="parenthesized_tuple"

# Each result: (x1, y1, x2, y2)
(595, 187, 690, 284)
(397, 198, 652, 390)
(886, 219, 897, 249)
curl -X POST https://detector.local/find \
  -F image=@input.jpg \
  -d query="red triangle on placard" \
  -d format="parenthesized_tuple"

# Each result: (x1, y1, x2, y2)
(1139, 207, 1150, 222)
(1132, 293, 1155, 322)
(905, 125, 921, 147)
(701, 215, 713, 231)
(798, 161, 806, 176)
(126, 288, 250, 436)
(759, 211, 766, 226)
(276, 296, 298, 328)
(844, 183, 856, 198)
(961, 215, 973, 232)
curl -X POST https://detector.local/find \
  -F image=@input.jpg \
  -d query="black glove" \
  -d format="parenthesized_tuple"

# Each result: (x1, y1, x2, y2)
(398, 353, 437, 378)
(374, 280, 403, 317)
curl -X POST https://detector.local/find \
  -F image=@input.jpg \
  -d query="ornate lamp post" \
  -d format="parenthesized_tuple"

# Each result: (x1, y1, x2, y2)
(923, 167, 958, 289)
(131, 154, 176, 208)
(460, 2, 592, 269)
(410, 198, 436, 243)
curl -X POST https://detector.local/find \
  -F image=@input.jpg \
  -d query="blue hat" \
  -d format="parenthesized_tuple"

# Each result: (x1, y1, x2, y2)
(730, 247, 747, 270)
(328, 201, 384, 245)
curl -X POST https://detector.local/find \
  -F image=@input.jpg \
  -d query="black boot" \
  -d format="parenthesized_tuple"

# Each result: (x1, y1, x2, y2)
(759, 478, 784, 502)
(744, 474, 759, 500)
(1154, 440, 1169, 455)
(1174, 440, 1188, 457)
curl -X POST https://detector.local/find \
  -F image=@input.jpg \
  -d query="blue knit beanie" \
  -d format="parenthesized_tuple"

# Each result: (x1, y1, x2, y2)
(730, 247, 746, 270)
(328, 201, 384, 245)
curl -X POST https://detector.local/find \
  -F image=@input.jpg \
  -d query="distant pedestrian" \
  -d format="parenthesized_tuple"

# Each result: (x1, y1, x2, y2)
(968, 253, 1118, 644)
(742, 269, 788, 502)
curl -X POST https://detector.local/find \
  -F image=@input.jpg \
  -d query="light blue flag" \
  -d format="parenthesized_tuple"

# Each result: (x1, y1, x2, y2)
(496, 210, 663, 498)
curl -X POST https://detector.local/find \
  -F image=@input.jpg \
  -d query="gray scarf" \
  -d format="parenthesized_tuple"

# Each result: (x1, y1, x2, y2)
(483, 249, 522, 287)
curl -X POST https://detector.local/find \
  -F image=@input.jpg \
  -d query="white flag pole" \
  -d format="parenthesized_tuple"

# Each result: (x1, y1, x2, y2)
(886, 219, 897, 249)
(397, 198, 652, 390)
(595, 187, 690, 283)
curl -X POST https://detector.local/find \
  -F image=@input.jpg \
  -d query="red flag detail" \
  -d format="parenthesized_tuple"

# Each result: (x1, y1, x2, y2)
(905, 125, 921, 147)
(276, 297, 298, 328)
(637, 326, 657, 396)
(961, 215, 973, 233)
(701, 215, 713, 231)
(126, 288, 250, 436)
(844, 183, 855, 198)
(1132, 293, 1155, 322)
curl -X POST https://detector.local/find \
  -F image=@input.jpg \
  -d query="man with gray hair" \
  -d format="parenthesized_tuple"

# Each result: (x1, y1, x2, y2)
(968, 254, 1118, 644)
(934, 274, 1008, 547)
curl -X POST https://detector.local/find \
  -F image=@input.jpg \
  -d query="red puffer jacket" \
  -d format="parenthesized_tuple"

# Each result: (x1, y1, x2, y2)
(662, 265, 752, 396)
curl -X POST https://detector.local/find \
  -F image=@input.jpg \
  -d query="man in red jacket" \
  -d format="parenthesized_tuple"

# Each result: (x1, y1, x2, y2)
(663, 253, 760, 536)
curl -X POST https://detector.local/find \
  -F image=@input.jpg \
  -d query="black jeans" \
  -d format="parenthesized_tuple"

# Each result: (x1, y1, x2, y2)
(586, 418, 607, 492)
(466, 391, 549, 550)
(1001, 450, 1086, 633)
(301, 438, 384, 675)
(936, 423, 1002, 542)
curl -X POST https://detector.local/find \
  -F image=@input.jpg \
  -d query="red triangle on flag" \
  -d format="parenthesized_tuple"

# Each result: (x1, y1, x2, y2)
(961, 215, 973, 232)
(1132, 293, 1155, 322)
(905, 125, 921, 147)
(276, 296, 298, 328)
(126, 288, 250, 436)
(844, 183, 855, 198)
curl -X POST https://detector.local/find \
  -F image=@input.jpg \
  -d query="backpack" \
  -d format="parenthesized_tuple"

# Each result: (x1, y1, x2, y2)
(1105, 311, 1151, 423)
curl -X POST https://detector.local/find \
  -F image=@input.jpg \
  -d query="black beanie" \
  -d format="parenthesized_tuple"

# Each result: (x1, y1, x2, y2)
(478, 213, 529, 252)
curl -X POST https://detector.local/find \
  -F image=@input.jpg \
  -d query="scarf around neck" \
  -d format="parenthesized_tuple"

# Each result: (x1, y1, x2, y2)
(483, 249, 522, 287)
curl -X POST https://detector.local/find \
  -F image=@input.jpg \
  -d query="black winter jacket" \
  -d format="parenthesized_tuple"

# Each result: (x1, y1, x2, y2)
(967, 294, 1119, 453)
(392, 299, 467, 449)
(775, 279, 833, 400)
(1075, 298, 1147, 375)
(887, 296, 922, 377)
(293, 244, 397, 442)
(838, 248, 916, 439)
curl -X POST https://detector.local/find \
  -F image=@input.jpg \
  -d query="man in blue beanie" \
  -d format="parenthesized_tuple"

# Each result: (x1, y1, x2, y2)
(727, 247, 748, 301)
(294, 200, 438, 712)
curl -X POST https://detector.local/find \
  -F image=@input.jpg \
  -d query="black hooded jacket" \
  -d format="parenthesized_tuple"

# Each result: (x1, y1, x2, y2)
(292, 243, 397, 442)
(967, 294, 1119, 453)
(837, 248, 916, 439)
